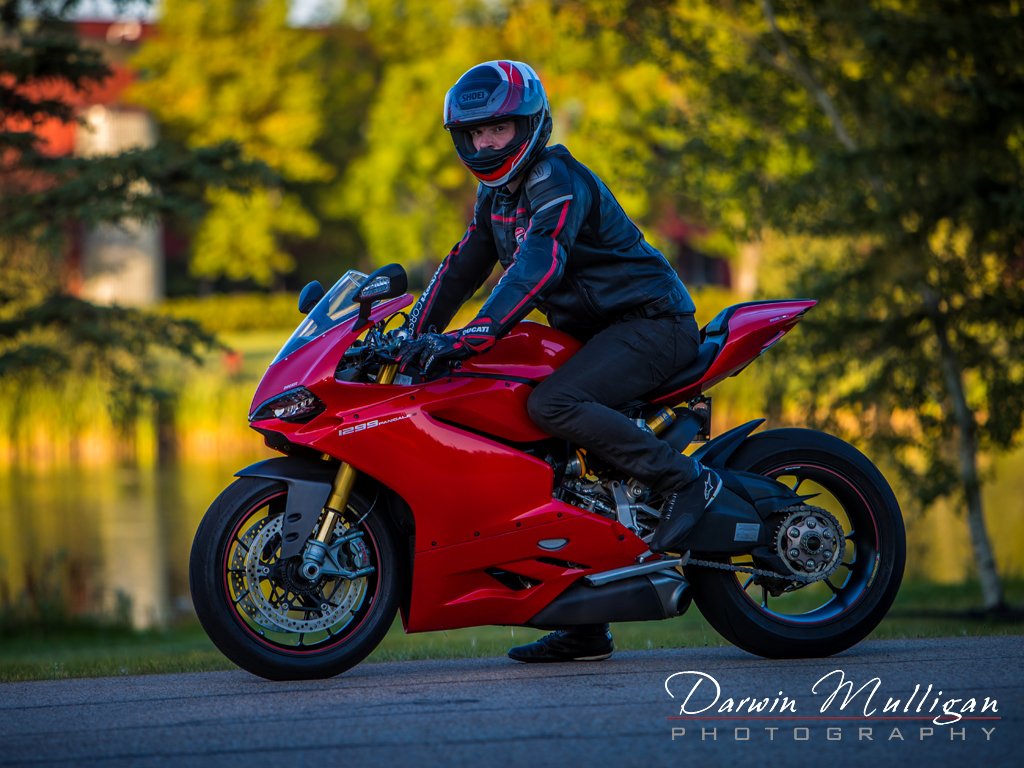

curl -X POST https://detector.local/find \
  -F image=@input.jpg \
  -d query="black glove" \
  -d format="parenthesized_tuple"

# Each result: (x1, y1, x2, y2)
(397, 333, 471, 377)
(397, 319, 500, 378)
(454, 318, 497, 354)
(397, 319, 498, 378)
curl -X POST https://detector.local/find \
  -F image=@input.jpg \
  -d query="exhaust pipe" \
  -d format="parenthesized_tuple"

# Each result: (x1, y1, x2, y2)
(525, 568, 691, 628)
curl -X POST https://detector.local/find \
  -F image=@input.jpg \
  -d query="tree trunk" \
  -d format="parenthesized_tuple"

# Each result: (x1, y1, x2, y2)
(924, 288, 1006, 611)
(736, 241, 762, 299)
(761, 0, 857, 151)
(155, 394, 179, 465)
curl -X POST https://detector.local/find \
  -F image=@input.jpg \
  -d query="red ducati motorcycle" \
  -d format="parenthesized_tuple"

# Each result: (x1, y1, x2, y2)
(190, 263, 905, 680)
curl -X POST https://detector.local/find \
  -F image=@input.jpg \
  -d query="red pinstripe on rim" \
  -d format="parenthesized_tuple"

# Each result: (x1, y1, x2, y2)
(221, 491, 380, 654)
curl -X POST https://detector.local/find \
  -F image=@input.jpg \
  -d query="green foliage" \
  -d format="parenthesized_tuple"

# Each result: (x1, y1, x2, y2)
(0, 142, 271, 241)
(340, 0, 694, 268)
(0, 0, 268, 413)
(618, 1, 1024, 512)
(0, 2, 271, 246)
(0, 277, 219, 422)
(297, 23, 379, 281)
(158, 291, 301, 334)
(130, 0, 334, 285)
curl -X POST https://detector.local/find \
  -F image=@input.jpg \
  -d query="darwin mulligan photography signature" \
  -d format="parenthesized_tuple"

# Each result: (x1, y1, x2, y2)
(664, 669, 1002, 743)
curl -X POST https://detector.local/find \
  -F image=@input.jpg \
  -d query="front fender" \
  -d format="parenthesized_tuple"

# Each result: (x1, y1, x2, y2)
(236, 457, 336, 559)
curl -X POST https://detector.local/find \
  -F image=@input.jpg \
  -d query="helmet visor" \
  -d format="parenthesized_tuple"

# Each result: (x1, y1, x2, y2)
(444, 68, 545, 129)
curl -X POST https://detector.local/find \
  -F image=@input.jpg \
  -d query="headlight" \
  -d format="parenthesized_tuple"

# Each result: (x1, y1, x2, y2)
(249, 387, 325, 423)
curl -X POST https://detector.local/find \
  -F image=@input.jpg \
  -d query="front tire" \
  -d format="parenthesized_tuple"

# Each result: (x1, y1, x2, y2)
(688, 428, 906, 658)
(190, 476, 401, 680)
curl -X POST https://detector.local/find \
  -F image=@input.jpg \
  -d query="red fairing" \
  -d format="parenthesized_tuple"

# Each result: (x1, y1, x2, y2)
(700, 299, 817, 386)
(248, 296, 814, 633)
(650, 299, 818, 405)
(252, 374, 647, 629)
(457, 320, 580, 379)
(249, 295, 412, 417)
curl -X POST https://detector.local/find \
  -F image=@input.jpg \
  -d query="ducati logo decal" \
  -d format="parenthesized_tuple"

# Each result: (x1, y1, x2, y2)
(339, 413, 411, 437)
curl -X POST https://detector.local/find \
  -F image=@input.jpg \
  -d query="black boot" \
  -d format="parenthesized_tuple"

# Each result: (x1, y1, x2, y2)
(507, 624, 614, 663)
(650, 464, 723, 553)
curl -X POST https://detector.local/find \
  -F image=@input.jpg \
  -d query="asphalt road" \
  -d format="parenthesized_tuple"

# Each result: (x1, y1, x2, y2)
(1, 635, 1019, 768)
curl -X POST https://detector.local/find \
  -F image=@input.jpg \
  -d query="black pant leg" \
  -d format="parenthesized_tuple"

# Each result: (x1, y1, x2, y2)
(528, 314, 701, 493)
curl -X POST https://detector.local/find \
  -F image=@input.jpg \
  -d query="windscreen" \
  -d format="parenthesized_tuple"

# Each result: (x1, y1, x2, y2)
(271, 270, 368, 364)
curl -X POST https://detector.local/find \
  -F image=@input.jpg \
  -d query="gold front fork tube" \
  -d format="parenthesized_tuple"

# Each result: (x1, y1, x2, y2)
(314, 362, 398, 542)
(377, 362, 398, 385)
(315, 462, 358, 543)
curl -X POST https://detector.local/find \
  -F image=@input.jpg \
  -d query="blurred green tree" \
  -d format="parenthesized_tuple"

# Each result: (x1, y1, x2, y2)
(130, 0, 332, 286)
(624, 0, 1024, 610)
(295, 22, 379, 282)
(340, 0, 693, 278)
(1, 0, 269, 416)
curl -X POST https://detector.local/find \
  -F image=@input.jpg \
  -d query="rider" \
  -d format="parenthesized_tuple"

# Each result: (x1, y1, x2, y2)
(399, 60, 722, 663)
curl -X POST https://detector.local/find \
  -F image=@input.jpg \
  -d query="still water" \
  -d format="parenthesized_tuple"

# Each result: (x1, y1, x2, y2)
(0, 454, 268, 628)
(1, 448, 1021, 629)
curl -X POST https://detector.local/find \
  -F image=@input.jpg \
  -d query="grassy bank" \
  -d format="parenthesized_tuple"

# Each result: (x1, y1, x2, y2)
(1, 580, 1021, 683)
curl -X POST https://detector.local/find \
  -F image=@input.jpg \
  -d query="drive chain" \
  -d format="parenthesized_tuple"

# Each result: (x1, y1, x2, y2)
(686, 556, 820, 584)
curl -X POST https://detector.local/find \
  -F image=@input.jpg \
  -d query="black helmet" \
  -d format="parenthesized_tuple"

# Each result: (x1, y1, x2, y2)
(443, 60, 552, 187)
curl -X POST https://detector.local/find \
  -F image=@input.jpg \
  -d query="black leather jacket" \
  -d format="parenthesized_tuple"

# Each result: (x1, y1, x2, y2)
(409, 145, 695, 341)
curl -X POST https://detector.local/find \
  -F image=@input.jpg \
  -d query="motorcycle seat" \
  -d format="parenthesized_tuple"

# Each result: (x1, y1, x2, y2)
(645, 339, 720, 400)
(617, 339, 721, 414)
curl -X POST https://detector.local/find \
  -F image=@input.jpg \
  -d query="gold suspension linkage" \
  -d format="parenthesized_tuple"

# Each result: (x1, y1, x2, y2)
(646, 406, 677, 435)
(314, 463, 357, 543)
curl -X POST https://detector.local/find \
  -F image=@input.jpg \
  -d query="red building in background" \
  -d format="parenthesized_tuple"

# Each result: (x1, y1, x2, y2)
(6, 20, 168, 305)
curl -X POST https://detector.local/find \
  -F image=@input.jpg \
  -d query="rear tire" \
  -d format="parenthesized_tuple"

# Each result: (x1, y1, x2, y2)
(688, 428, 905, 658)
(190, 476, 400, 680)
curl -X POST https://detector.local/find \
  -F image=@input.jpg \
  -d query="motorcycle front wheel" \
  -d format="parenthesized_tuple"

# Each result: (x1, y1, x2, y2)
(687, 428, 906, 658)
(190, 476, 401, 680)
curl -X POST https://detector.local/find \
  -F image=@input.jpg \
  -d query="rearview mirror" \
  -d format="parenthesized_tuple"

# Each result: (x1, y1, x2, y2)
(354, 263, 408, 328)
(298, 280, 325, 314)
(355, 263, 408, 304)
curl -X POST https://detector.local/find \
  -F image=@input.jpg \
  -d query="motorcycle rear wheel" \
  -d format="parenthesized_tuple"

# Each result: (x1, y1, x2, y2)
(190, 476, 400, 680)
(687, 428, 906, 658)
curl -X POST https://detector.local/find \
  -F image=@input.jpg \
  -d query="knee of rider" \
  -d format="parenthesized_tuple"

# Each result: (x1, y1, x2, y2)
(527, 388, 568, 429)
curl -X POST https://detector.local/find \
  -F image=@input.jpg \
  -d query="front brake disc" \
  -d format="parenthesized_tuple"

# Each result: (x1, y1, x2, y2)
(231, 516, 368, 634)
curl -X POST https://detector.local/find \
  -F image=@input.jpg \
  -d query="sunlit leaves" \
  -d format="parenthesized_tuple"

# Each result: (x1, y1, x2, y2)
(130, 0, 332, 284)
(665, 0, 1024, 517)
(341, 0, 697, 266)
(0, 1, 254, 409)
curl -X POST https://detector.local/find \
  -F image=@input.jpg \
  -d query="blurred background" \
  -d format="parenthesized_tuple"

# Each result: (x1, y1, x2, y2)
(1, 0, 1022, 674)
